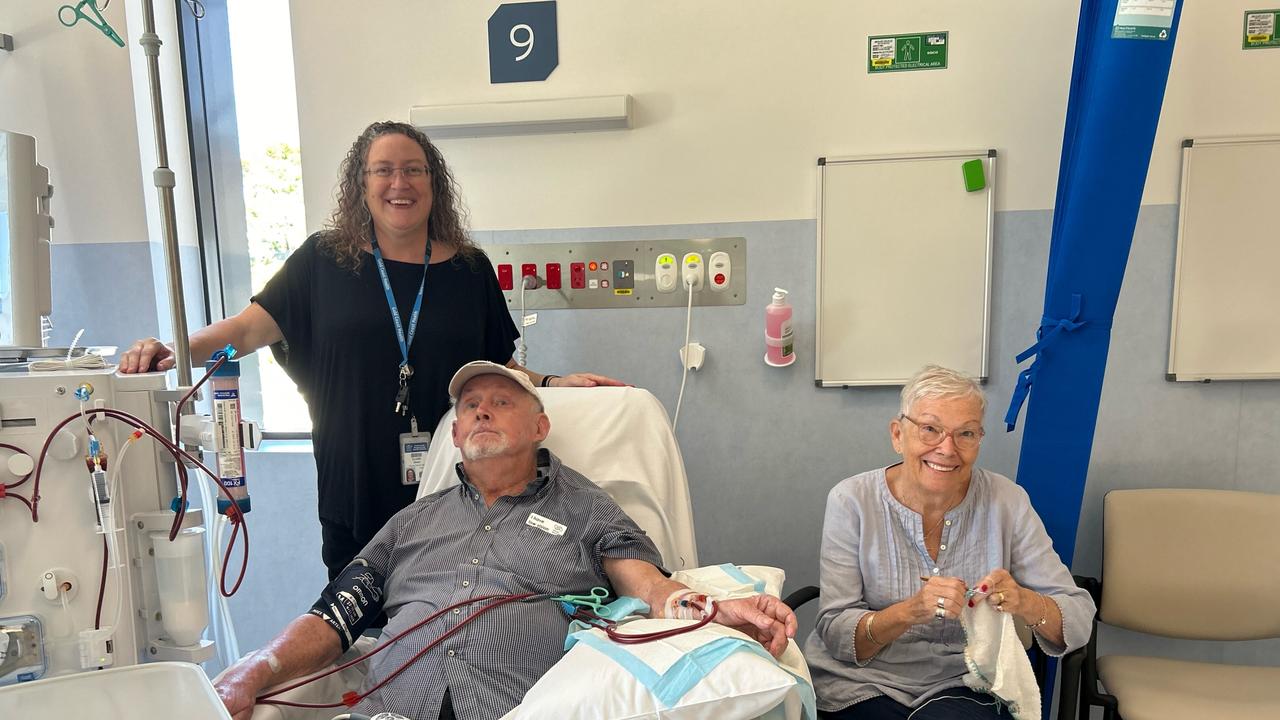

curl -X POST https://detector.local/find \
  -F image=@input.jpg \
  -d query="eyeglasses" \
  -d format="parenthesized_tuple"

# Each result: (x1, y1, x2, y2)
(899, 414, 985, 450)
(364, 165, 430, 180)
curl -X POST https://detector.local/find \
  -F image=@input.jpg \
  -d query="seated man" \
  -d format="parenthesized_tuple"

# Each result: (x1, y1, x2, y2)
(216, 361, 797, 720)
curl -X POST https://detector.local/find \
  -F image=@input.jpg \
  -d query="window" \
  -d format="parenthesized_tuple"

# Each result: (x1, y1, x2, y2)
(180, 0, 310, 435)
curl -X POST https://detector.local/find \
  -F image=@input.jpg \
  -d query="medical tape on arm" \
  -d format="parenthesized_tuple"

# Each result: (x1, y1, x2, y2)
(308, 559, 387, 652)
(663, 589, 712, 620)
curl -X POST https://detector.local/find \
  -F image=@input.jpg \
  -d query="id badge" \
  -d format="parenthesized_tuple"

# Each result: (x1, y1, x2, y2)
(399, 431, 432, 485)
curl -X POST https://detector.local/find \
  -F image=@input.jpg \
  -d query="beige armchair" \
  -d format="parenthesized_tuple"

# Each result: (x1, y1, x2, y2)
(1064, 488, 1280, 720)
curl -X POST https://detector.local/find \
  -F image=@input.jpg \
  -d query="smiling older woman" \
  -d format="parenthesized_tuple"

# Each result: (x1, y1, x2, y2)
(802, 365, 1095, 720)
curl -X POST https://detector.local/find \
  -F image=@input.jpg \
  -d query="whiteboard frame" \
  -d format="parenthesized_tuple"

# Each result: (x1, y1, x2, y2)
(1167, 135, 1280, 382)
(815, 149, 996, 387)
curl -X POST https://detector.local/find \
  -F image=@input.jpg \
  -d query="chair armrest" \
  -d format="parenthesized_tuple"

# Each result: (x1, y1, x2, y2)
(783, 585, 820, 611)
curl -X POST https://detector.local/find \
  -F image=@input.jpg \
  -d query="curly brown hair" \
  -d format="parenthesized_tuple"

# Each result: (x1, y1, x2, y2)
(319, 121, 478, 271)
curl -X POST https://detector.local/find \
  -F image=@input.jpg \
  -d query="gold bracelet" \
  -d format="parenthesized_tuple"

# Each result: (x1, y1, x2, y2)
(1025, 593, 1049, 631)
(864, 611, 882, 645)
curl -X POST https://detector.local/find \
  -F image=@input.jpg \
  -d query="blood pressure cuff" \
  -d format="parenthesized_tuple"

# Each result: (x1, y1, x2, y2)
(307, 560, 386, 652)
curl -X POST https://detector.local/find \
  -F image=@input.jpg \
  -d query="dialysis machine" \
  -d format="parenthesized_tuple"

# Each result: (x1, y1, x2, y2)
(0, 368, 222, 684)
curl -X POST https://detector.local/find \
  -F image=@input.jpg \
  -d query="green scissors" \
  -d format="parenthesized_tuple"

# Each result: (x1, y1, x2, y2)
(553, 587, 611, 613)
(60, 1, 126, 48)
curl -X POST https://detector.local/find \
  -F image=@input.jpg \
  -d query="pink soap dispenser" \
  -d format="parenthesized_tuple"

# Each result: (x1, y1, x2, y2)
(765, 287, 796, 367)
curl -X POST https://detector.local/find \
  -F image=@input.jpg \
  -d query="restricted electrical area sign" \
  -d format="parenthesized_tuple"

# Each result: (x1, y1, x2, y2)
(1244, 9, 1280, 49)
(867, 31, 948, 74)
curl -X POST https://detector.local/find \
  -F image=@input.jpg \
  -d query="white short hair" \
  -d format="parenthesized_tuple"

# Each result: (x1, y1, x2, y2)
(899, 364, 986, 417)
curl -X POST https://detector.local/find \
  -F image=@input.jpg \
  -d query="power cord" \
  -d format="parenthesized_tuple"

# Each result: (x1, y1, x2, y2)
(671, 279, 696, 431)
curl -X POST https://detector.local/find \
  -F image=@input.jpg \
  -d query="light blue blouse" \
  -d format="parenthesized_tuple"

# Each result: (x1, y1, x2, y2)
(801, 466, 1096, 712)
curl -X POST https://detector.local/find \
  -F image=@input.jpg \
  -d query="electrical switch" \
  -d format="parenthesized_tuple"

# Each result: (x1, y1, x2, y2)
(545, 263, 562, 290)
(497, 264, 513, 291)
(655, 254, 678, 293)
(708, 251, 731, 292)
(613, 260, 634, 290)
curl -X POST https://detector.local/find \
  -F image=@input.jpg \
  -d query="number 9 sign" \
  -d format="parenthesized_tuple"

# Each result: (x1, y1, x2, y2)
(489, 1, 559, 84)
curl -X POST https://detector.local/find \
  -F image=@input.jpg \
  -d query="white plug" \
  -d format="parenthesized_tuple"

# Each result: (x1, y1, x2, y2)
(655, 254, 678, 293)
(681, 253, 704, 291)
(679, 342, 706, 370)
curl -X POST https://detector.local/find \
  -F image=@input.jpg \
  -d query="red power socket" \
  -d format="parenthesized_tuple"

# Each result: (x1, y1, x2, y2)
(497, 264, 513, 291)
(570, 262, 586, 289)
(545, 263, 562, 289)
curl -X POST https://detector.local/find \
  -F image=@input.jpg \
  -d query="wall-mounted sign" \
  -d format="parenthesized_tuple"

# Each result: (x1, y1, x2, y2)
(1244, 9, 1280, 49)
(488, 1, 559, 84)
(867, 31, 948, 74)
(1112, 0, 1175, 41)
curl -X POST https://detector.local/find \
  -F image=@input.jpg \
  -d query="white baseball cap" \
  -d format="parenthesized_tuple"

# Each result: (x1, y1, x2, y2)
(448, 360, 540, 402)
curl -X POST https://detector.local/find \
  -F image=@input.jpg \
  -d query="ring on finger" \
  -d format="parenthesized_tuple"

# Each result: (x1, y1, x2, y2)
(936, 596, 946, 609)
(934, 606, 946, 620)
(996, 591, 1007, 605)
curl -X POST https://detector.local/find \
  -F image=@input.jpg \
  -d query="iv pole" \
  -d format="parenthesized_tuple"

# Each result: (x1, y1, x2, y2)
(138, 0, 193, 388)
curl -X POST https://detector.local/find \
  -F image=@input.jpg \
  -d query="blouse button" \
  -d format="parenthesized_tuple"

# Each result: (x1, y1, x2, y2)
(462, 581, 470, 587)
(484, 525, 492, 532)
(945, 520, 952, 526)
(940, 544, 947, 551)
(471, 558, 479, 564)
(932, 567, 940, 574)
(447, 650, 456, 657)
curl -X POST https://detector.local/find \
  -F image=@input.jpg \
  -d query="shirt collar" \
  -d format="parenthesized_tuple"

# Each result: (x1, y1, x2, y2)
(454, 447, 558, 499)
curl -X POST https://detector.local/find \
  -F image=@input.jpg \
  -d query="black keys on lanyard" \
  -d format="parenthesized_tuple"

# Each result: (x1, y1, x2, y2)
(371, 231, 430, 417)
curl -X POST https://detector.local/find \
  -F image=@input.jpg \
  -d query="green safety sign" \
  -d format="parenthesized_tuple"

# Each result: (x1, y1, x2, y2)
(867, 31, 948, 74)
(1244, 9, 1280, 49)
(1112, 0, 1175, 41)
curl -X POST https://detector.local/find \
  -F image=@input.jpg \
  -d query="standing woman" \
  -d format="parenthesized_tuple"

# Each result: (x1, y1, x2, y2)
(121, 121, 620, 578)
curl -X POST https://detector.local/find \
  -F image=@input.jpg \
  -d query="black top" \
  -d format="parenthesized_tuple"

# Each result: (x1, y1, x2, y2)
(253, 233, 519, 541)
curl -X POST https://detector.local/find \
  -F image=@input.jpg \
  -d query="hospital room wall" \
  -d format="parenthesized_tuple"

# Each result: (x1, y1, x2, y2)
(0, 0, 205, 348)
(275, 0, 1280, 665)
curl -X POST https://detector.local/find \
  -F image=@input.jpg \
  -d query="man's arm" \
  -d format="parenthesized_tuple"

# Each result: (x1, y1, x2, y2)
(215, 614, 343, 720)
(602, 558, 797, 657)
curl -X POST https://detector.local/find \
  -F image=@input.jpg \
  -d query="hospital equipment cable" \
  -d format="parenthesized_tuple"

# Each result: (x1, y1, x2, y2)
(256, 592, 540, 710)
(564, 597, 719, 645)
(671, 279, 696, 431)
(16, 405, 252, 596)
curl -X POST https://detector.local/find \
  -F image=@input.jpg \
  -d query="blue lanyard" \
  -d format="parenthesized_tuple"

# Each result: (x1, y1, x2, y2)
(370, 233, 431, 370)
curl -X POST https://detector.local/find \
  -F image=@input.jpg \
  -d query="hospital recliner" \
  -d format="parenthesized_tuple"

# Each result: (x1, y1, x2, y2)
(1061, 488, 1280, 720)
(241, 386, 808, 720)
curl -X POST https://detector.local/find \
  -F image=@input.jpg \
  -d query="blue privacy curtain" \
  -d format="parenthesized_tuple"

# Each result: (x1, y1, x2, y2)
(1002, 1, 1183, 713)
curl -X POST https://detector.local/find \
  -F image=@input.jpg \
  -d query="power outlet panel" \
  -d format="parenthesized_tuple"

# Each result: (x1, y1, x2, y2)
(488, 237, 747, 310)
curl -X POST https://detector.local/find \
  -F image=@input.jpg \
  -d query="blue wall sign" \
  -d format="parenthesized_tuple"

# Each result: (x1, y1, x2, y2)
(488, 1, 559, 84)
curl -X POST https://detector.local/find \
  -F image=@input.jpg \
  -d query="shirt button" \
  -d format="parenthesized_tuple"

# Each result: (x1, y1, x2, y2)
(447, 650, 456, 657)
(462, 581, 470, 587)
(484, 525, 492, 532)
(453, 608, 460, 614)
(933, 568, 940, 574)
(471, 558, 479, 564)
(940, 544, 947, 550)
(945, 520, 952, 526)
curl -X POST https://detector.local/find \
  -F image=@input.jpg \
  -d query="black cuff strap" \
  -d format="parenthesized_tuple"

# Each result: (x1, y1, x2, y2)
(540, 374, 559, 387)
(308, 560, 386, 652)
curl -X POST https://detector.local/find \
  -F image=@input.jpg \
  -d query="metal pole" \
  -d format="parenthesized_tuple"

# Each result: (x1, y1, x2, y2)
(139, 0, 193, 387)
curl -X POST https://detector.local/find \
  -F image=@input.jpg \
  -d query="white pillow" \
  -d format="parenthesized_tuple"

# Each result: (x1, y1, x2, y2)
(502, 620, 815, 720)
(670, 564, 786, 600)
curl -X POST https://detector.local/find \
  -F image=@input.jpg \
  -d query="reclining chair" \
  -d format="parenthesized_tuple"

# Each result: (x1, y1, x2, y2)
(244, 386, 811, 720)
(1061, 488, 1280, 720)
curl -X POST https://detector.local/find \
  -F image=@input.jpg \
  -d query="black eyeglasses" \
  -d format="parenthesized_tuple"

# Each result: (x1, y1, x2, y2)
(899, 414, 985, 450)
(364, 165, 429, 179)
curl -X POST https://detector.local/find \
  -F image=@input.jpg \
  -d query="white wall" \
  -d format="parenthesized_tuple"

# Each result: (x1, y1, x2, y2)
(0, 2, 148, 245)
(290, 0, 1278, 232)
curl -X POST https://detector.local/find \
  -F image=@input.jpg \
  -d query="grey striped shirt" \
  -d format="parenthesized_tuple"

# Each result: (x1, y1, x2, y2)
(350, 449, 663, 719)
(802, 466, 1096, 712)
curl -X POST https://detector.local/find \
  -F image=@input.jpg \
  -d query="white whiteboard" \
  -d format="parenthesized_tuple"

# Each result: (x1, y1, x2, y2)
(1168, 136, 1280, 381)
(816, 150, 995, 386)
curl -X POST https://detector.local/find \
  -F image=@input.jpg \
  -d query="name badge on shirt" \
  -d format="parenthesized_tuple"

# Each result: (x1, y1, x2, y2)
(399, 431, 432, 485)
(526, 512, 567, 536)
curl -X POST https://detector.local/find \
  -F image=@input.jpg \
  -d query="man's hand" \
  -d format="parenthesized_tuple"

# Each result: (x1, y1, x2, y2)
(553, 372, 627, 387)
(712, 594, 797, 658)
(214, 659, 268, 720)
